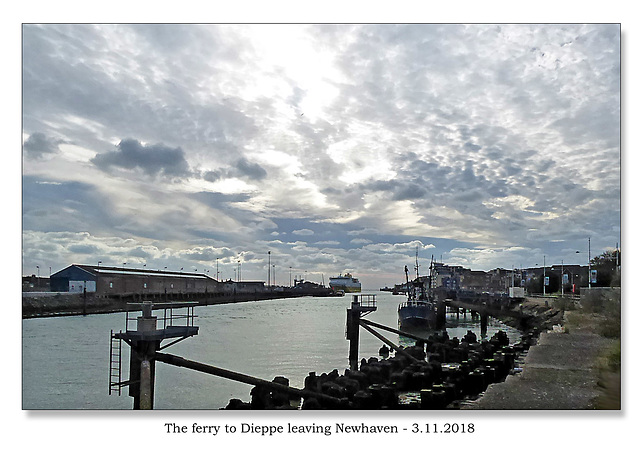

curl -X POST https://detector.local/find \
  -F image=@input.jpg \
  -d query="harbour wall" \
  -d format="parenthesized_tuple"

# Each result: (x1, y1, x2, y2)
(21, 290, 326, 318)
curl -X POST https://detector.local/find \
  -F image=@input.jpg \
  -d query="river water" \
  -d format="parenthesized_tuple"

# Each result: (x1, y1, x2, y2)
(22, 291, 520, 409)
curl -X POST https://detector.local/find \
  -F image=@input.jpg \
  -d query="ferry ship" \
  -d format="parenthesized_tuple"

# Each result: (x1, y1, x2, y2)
(329, 273, 361, 293)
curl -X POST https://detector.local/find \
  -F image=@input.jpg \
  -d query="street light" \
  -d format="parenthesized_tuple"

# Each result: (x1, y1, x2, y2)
(543, 255, 546, 296)
(575, 236, 592, 289)
(588, 237, 592, 289)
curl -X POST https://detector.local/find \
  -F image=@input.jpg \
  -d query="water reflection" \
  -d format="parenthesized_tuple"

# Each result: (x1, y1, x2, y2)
(397, 312, 521, 348)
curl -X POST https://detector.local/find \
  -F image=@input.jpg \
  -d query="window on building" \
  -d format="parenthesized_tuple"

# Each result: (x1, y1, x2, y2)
(144, 283, 147, 289)
(109, 282, 113, 288)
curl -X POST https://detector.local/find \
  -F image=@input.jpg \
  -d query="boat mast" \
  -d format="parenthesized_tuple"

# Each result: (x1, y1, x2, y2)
(429, 255, 435, 297)
(415, 246, 420, 279)
(404, 265, 413, 301)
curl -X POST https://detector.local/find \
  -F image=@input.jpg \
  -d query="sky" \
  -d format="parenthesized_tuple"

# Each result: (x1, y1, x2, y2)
(21, 23, 621, 288)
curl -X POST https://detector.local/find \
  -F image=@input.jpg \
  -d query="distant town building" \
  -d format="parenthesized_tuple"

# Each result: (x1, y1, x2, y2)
(392, 262, 592, 295)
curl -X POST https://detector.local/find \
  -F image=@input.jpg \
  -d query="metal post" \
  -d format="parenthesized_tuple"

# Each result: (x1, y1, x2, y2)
(359, 322, 419, 363)
(436, 299, 446, 330)
(346, 306, 360, 371)
(543, 255, 546, 296)
(155, 352, 344, 406)
(130, 302, 158, 409)
(588, 237, 591, 289)
(139, 359, 153, 410)
(561, 260, 564, 296)
(480, 313, 488, 338)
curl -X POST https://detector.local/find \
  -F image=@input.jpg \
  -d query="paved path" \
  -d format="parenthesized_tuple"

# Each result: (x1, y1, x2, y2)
(463, 329, 615, 409)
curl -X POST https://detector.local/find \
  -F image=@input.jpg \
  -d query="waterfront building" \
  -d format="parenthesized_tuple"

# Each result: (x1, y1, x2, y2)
(50, 264, 222, 296)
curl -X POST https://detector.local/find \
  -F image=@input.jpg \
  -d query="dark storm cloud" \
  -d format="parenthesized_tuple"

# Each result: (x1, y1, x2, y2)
(199, 158, 268, 182)
(92, 139, 192, 178)
(23, 132, 63, 159)
(233, 157, 267, 180)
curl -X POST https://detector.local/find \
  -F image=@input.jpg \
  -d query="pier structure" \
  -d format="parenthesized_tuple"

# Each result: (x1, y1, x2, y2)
(346, 294, 443, 369)
(109, 301, 199, 409)
(105, 294, 544, 410)
(445, 296, 523, 337)
(109, 301, 348, 409)
(346, 295, 378, 370)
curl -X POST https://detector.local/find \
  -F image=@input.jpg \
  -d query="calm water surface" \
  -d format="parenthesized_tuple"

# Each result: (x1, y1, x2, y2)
(22, 291, 520, 409)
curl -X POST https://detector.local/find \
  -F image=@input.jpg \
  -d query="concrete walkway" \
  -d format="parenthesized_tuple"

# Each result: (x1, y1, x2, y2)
(463, 329, 615, 409)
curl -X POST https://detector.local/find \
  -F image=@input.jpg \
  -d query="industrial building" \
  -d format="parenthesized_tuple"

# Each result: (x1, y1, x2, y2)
(50, 264, 222, 296)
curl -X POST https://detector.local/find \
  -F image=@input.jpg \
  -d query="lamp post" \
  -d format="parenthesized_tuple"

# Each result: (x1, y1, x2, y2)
(543, 255, 546, 296)
(267, 251, 271, 287)
(561, 259, 564, 296)
(588, 237, 592, 289)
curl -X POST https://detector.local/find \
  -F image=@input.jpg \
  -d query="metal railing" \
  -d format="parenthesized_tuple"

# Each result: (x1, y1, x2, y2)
(124, 302, 198, 332)
(352, 294, 376, 308)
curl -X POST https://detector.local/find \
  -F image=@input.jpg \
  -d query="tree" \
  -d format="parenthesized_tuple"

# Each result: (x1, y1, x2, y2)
(591, 249, 621, 287)
(526, 271, 560, 294)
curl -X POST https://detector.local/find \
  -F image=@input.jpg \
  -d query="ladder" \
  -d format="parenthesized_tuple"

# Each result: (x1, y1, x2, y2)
(109, 330, 122, 395)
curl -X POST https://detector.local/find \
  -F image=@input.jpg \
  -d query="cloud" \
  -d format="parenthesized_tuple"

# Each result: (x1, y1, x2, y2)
(23, 133, 63, 159)
(92, 138, 192, 178)
(232, 157, 268, 180)
(350, 238, 373, 245)
(292, 229, 314, 236)
(21, 24, 620, 286)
